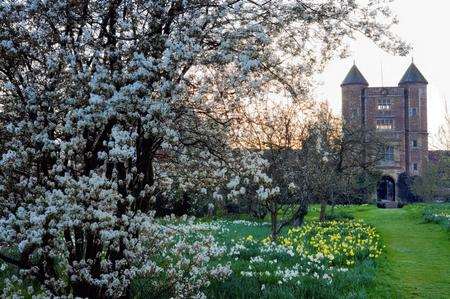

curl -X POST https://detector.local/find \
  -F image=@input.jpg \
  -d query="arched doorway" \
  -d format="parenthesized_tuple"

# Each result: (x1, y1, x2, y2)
(377, 176, 396, 201)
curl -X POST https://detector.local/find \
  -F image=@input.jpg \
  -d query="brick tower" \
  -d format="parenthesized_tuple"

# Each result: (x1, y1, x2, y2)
(341, 64, 369, 127)
(398, 63, 429, 177)
(341, 62, 429, 201)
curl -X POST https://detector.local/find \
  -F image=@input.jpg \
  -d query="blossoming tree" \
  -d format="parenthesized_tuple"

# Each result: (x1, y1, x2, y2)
(0, 0, 407, 297)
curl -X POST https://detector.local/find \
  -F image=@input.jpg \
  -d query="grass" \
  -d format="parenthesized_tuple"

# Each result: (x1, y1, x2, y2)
(206, 260, 376, 299)
(339, 204, 450, 299)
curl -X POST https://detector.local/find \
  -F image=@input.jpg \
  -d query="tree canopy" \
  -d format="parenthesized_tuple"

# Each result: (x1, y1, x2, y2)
(0, 0, 407, 297)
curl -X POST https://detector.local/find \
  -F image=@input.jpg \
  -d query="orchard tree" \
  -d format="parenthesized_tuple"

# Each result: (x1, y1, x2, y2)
(414, 99, 450, 201)
(0, 0, 407, 297)
(297, 105, 384, 221)
(412, 153, 450, 201)
(234, 101, 384, 237)
(234, 98, 313, 238)
(296, 105, 341, 221)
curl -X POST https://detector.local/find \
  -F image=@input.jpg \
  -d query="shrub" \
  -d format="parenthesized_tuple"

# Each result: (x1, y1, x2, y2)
(398, 172, 421, 202)
(376, 201, 385, 208)
(324, 211, 355, 221)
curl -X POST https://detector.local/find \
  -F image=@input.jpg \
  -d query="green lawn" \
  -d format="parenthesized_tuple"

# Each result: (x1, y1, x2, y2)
(344, 204, 450, 299)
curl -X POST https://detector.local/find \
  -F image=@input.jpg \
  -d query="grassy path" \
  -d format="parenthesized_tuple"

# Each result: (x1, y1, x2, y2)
(351, 205, 450, 299)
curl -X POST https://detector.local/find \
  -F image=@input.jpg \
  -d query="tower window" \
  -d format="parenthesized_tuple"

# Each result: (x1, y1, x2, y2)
(409, 107, 417, 117)
(378, 98, 391, 111)
(412, 139, 418, 148)
(383, 146, 394, 162)
(413, 163, 418, 171)
(376, 118, 393, 130)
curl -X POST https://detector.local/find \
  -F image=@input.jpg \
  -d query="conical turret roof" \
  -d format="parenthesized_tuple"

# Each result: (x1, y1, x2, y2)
(341, 65, 369, 87)
(399, 63, 428, 85)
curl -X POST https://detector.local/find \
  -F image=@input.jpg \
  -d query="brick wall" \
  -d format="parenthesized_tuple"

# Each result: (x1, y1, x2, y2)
(342, 84, 429, 179)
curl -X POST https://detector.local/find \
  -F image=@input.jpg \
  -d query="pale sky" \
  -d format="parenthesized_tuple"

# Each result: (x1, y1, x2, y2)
(316, 0, 450, 149)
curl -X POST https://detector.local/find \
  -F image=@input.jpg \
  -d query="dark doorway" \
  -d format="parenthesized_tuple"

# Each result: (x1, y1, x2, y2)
(377, 176, 395, 201)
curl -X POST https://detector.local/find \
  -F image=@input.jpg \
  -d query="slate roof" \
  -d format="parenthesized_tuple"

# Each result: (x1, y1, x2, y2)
(399, 63, 428, 85)
(341, 65, 369, 87)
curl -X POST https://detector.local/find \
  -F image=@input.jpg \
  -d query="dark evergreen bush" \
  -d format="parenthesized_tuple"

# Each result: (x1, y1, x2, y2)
(397, 172, 421, 202)
(325, 211, 355, 221)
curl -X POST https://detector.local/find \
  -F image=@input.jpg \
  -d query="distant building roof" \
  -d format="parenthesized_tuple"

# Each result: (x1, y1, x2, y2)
(341, 65, 369, 87)
(399, 63, 428, 85)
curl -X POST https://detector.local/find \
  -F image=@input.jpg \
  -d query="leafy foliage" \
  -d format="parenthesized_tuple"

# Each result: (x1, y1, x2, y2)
(413, 155, 450, 201)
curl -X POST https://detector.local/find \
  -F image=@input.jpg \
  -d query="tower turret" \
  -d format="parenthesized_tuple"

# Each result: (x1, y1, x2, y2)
(399, 62, 428, 85)
(398, 62, 428, 175)
(341, 64, 369, 87)
(341, 64, 369, 126)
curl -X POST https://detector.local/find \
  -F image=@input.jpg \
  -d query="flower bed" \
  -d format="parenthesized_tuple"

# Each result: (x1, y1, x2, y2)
(1, 215, 383, 298)
(423, 204, 450, 230)
(278, 219, 383, 267)
(206, 218, 383, 298)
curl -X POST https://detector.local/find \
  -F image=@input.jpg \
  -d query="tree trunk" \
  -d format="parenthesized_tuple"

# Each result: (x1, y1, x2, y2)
(270, 209, 278, 240)
(319, 199, 327, 222)
(293, 202, 308, 226)
(331, 191, 335, 214)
